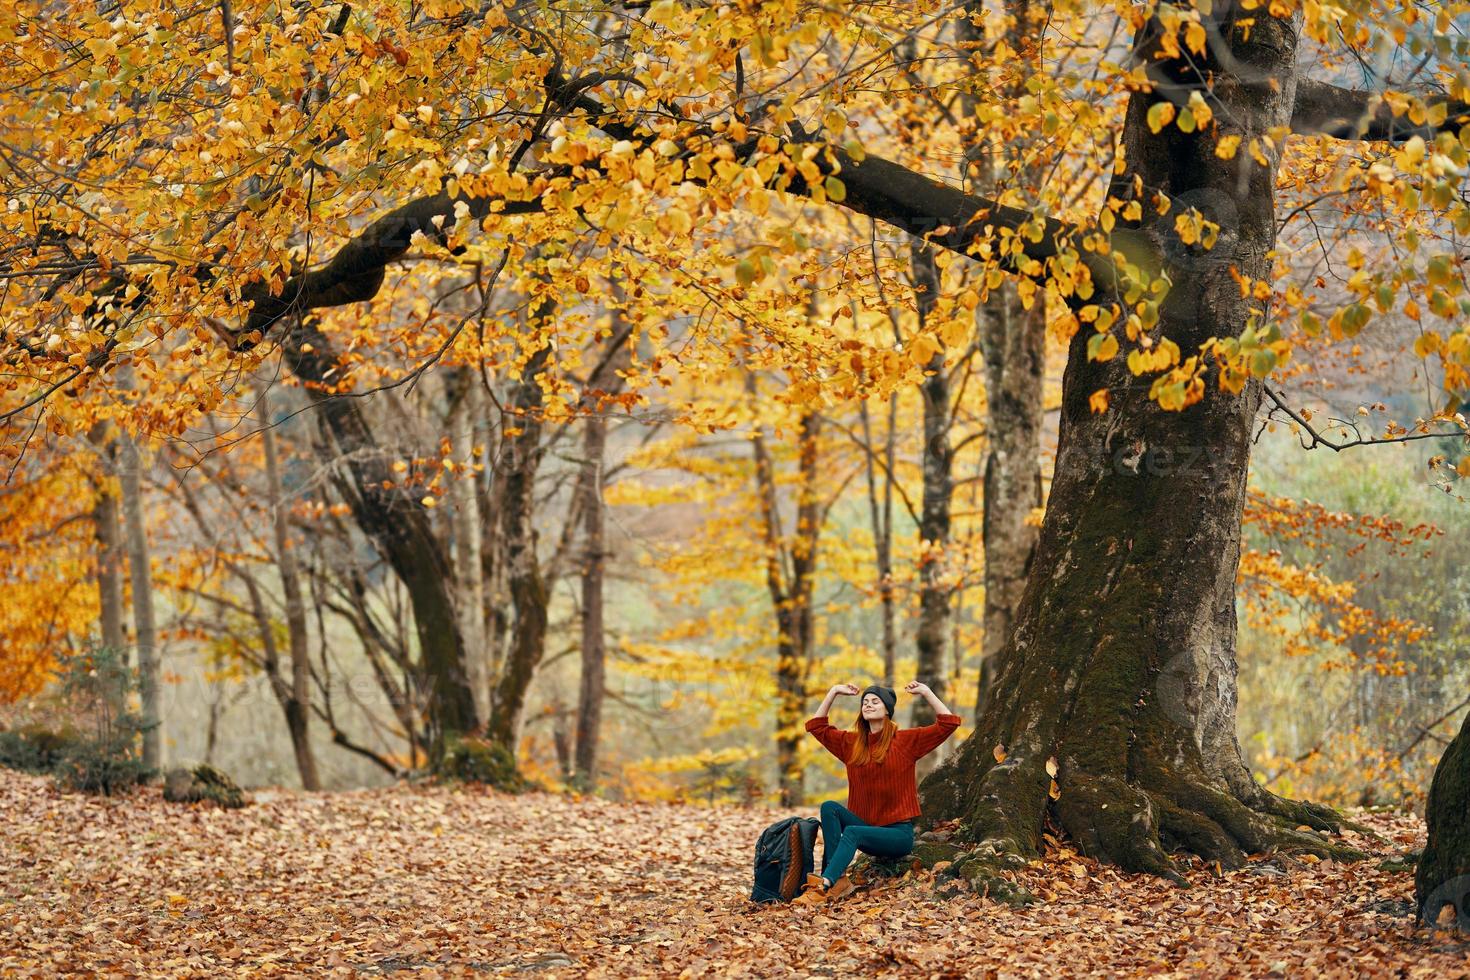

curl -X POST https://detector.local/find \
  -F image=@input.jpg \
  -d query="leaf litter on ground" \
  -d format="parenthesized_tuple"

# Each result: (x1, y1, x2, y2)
(1, 769, 1467, 978)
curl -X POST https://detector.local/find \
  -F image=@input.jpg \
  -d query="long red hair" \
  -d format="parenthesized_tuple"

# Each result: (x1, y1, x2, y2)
(847, 716, 898, 765)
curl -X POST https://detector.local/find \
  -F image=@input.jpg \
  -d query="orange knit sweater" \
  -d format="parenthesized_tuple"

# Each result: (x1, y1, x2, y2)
(805, 712, 962, 826)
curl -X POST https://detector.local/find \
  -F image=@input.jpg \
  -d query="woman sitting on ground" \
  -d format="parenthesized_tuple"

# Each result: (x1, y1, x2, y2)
(792, 680, 962, 906)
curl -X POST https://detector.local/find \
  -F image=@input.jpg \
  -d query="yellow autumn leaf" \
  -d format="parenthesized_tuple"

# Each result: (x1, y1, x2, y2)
(1147, 101, 1176, 133)
(1088, 332, 1119, 362)
(908, 333, 942, 367)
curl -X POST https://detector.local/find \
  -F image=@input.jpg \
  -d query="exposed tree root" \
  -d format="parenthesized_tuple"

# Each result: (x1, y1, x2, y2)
(1054, 772, 1188, 885)
(916, 741, 1365, 893)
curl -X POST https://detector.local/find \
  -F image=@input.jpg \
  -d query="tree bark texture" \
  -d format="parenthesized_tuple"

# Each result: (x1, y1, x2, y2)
(957, 0, 1047, 721)
(1417, 708, 1470, 928)
(484, 334, 552, 751)
(859, 397, 898, 685)
(447, 369, 491, 725)
(116, 427, 160, 770)
(919, 5, 1352, 879)
(912, 243, 951, 780)
(753, 397, 823, 808)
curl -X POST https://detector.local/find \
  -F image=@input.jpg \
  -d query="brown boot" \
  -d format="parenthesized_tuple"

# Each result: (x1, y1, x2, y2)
(790, 875, 829, 907)
(826, 874, 855, 901)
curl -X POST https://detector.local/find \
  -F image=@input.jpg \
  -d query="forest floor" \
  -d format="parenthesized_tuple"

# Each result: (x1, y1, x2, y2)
(1, 768, 1467, 978)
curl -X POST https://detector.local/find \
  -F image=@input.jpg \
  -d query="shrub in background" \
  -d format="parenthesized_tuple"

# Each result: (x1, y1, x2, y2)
(441, 731, 530, 792)
(46, 644, 157, 796)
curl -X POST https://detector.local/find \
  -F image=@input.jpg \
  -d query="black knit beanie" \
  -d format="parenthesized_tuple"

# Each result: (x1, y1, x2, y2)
(859, 685, 897, 719)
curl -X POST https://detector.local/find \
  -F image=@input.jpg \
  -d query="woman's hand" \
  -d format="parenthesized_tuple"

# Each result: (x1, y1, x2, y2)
(904, 680, 953, 717)
(829, 683, 860, 697)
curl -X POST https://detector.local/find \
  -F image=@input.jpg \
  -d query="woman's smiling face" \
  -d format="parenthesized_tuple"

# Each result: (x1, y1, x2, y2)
(861, 693, 887, 721)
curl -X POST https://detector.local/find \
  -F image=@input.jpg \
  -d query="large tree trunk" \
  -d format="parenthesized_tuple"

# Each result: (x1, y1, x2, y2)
(1417, 709, 1470, 928)
(282, 318, 478, 762)
(911, 243, 951, 779)
(259, 391, 321, 791)
(116, 428, 160, 770)
(919, 5, 1349, 878)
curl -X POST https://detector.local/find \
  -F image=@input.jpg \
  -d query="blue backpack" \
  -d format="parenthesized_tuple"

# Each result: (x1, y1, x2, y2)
(750, 816, 821, 903)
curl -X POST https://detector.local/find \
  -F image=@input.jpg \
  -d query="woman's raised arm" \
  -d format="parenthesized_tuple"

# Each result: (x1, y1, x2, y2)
(814, 682, 858, 718)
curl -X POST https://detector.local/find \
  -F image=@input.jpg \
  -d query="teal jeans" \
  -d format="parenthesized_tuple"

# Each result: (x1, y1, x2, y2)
(818, 800, 914, 884)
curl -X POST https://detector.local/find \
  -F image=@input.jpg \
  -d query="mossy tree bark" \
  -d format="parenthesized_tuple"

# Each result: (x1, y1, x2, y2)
(1416, 709, 1470, 928)
(919, 4, 1352, 879)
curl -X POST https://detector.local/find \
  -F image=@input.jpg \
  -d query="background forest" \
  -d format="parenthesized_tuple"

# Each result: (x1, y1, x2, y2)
(3, 241, 1465, 811)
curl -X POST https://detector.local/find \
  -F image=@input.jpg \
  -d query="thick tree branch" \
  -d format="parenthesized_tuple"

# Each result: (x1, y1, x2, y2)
(237, 196, 540, 341)
(235, 137, 1135, 343)
(238, 74, 1470, 341)
(1291, 79, 1470, 141)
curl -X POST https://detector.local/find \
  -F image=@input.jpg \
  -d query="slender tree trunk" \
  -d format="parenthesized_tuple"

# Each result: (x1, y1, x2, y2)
(551, 697, 574, 779)
(87, 423, 128, 720)
(448, 369, 490, 725)
(573, 409, 609, 789)
(920, 6, 1349, 877)
(259, 390, 321, 791)
(571, 315, 635, 790)
(860, 397, 898, 685)
(88, 424, 129, 731)
(116, 429, 160, 770)
(91, 476, 128, 654)
(753, 394, 822, 808)
(1417, 707, 1470, 928)
(912, 243, 951, 778)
